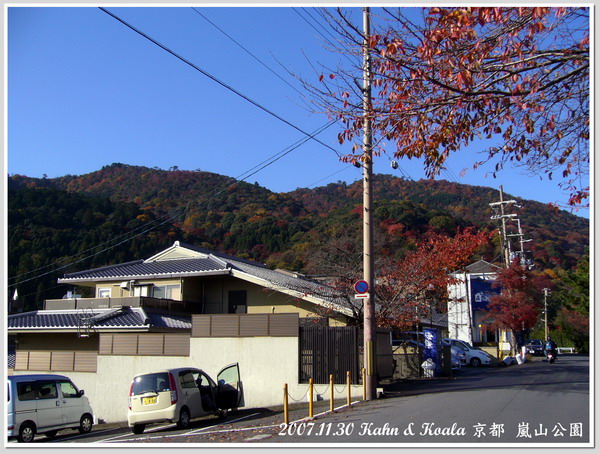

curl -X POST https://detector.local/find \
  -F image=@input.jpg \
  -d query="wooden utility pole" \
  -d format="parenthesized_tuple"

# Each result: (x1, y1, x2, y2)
(499, 186, 511, 267)
(543, 288, 550, 339)
(362, 6, 377, 401)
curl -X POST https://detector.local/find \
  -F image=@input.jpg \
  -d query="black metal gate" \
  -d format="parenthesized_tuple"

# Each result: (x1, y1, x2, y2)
(299, 326, 359, 384)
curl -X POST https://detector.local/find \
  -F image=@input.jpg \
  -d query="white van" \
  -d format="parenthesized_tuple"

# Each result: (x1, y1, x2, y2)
(127, 364, 243, 434)
(7, 374, 94, 443)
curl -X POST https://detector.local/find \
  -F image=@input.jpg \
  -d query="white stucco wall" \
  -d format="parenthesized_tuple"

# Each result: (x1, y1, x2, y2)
(15, 336, 365, 424)
(447, 274, 473, 343)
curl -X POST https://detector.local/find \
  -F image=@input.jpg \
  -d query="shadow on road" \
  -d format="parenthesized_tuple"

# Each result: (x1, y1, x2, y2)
(382, 355, 589, 399)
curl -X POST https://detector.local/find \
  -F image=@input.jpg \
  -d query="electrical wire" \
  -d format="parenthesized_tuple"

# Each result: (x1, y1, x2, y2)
(190, 7, 305, 98)
(7, 120, 339, 288)
(98, 7, 343, 160)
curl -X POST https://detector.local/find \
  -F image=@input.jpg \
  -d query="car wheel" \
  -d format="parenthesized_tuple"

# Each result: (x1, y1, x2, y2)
(177, 408, 191, 429)
(44, 430, 59, 439)
(18, 422, 36, 443)
(78, 414, 93, 434)
(132, 424, 146, 434)
(471, 357, 482, 367)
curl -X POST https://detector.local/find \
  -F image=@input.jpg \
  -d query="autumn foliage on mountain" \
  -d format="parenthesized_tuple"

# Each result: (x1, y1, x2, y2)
(8, 163, 588, 313)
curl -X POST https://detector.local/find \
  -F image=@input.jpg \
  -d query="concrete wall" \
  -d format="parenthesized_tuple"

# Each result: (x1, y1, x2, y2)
(14, 336, 364, 424)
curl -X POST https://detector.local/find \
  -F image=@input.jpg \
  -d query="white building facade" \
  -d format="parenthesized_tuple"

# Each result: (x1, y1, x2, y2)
(447, 260, 502, 346)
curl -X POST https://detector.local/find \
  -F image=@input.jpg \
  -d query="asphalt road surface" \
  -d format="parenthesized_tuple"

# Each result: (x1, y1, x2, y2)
(7, 354, 590, 447)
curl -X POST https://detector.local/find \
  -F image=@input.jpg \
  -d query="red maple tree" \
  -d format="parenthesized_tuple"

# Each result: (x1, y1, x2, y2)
(376, 227, 491, 330)
(485, 259, 550, 349)
(313, 7, 590, 207)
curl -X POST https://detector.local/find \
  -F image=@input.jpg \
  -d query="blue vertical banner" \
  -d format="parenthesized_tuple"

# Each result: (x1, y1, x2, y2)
(423, 328, 438, 364)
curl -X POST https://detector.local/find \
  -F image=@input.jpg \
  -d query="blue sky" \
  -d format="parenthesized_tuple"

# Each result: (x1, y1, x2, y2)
(7, 6, 589, 217)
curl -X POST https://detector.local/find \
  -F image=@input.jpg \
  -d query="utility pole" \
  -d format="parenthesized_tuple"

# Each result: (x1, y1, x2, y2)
(362, 6, 377, 401)
(489, 186, 518, 268)
(543, 288, 550, 339)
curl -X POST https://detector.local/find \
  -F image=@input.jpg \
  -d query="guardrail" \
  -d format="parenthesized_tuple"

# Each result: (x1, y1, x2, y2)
(557, 347, 577, 354)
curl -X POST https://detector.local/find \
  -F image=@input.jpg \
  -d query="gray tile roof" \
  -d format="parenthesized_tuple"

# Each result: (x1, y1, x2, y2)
(7, 307, 191, 332)
(451, 260, 501, 276)
(59, 242, 352, 315)
(61, 256, 229, 281)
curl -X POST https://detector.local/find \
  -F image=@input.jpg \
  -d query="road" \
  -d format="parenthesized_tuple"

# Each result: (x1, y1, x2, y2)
(7, 355, 590, 446)
(271, 354, 591, 445)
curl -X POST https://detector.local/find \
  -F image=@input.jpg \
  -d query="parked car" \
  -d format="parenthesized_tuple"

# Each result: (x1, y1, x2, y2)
(127, 364, 243, 434)
(449, 345, 467, 368)
(443, 338, 493, 367)
(525, 339, 545, 356)
(7, 374, 94, 443)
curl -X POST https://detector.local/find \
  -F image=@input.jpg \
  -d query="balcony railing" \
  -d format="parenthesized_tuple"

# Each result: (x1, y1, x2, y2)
(44, 297, 202, 313)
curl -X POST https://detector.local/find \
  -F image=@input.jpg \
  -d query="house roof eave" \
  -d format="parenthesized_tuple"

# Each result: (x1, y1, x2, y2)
(58, 269, 231, 284)
(230, 269, 354, 318)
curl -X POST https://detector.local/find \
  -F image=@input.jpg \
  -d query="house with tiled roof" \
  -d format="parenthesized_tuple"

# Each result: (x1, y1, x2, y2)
(52, 241, 353, 320)
(7, 242, 365, 423)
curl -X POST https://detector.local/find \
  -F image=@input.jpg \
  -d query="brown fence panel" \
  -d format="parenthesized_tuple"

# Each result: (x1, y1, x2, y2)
(15, 351, 29, 370)
(299, 326, 359, 384)
(28, 351, 51, 371)
(191, 313, 299, 337)
(163, 334, 190, 356)
(240, 314, 269, 337)
(112, 334, 138, 355)
(51, 352, 75, 371)
(137, 334, 165, 356)
(74, 352, 98, 372)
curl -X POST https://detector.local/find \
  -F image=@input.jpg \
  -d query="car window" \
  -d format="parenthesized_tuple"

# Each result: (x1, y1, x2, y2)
(218, 364, 240, 386)
(16, 382, 37, 401)
(179, 371, 197, 389)
(131, 373, 171, 395)
(58, 380, 79, 398)
(198, 373, 214, 388)
(37, 381, 58, 399)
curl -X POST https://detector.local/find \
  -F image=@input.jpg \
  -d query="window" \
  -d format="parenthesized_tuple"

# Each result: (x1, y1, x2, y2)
(179, 371, 197, 389)
(97, 288, 111, 298)
(131, 373, 170, 396)
(58, 380, 79, 398)
(37, 381, 58, 399)
(152, 284, 180, 299)
(17, 382, 37, 401)
(133, 286, 150, 297)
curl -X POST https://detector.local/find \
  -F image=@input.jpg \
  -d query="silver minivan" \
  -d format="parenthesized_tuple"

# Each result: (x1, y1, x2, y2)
(7, 374, 94, 442)
(127, 363, 243, 434)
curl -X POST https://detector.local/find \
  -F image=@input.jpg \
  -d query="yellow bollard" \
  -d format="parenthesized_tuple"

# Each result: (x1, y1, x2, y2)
(309, 378, 314, 418)
(347, 371, 351, 407)
(362, 368, 367, 400)
(329, 374, 334, 413)
(283, 383, 289, 425)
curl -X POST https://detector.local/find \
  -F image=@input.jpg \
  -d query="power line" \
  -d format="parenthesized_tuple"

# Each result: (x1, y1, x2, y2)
(10, 8, 349, 289)
(190, 7, 305, 98)
(8, 121, 338, 288)
(98, 7, 342, 159)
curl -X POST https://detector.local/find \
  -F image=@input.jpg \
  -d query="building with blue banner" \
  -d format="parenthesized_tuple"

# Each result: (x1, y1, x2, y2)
(447, 260, 502, 348)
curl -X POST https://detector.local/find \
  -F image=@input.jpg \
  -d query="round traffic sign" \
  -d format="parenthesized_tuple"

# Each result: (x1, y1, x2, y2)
(354, 280, 369, 294)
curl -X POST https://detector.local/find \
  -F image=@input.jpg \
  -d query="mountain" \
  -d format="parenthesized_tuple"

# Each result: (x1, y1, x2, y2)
(8, 163, 589, 310)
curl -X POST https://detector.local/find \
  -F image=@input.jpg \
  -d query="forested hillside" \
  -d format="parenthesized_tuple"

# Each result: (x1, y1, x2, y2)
(8, 163, 589, 311)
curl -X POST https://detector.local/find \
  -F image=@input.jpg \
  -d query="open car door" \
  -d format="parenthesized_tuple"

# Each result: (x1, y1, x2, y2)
(215, 363, 244, 410)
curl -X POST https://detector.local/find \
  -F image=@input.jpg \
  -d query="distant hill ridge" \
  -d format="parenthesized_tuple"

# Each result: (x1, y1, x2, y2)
(9, 163, 588, 302)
